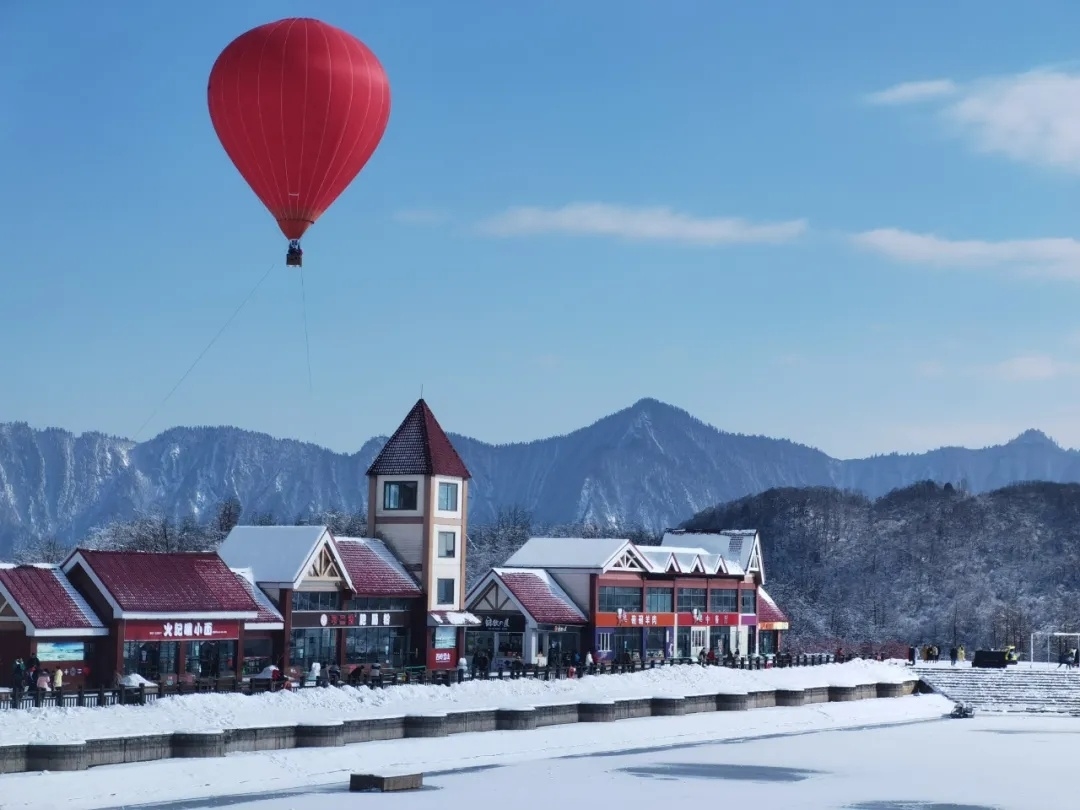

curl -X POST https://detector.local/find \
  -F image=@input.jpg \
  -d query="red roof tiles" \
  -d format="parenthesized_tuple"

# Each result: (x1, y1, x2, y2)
(497, 571, 586, 625)
(334, 539, 421, 596)
(757, 589, 789, 625)
(73, 550, 259, 614)
(0, 565, 102, 630)
(366, 399, 471, 480)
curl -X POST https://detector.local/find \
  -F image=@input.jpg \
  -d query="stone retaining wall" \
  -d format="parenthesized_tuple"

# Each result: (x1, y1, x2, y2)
(0, 679, 919, 776)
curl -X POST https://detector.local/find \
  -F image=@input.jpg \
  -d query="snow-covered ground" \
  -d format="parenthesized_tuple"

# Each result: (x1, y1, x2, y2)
(0, 660, 913, 745)
(1, 694, 954, 810)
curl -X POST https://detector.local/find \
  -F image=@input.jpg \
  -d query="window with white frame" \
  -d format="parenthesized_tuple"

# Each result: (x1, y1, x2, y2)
(438, 481, 458, 511)
(596, 632, 612, 653)
(438, 531, 456, 558)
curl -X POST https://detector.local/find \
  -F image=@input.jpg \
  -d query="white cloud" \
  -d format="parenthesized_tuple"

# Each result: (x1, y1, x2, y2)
(476, 203, 807, 245)
(865, 79, 958, 106)
(983, 354, 1078, 382)
(850, 228, 1080, 278)
(869, 68, 1080, 172)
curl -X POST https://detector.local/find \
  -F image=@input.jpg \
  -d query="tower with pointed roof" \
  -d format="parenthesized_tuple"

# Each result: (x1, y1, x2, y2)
(366, 399, 471, 612)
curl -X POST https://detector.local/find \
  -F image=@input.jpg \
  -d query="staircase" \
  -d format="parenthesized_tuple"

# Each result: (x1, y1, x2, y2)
(916, 664, 1080, 714)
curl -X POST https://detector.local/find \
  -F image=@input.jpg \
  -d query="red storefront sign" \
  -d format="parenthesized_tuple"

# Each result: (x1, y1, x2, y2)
(595, 611, 675, 628)
(124, 620, 240, 642)
(679, 611, 739, 627)
(595, 611, 741, 628)
(427, 648, 455, 669)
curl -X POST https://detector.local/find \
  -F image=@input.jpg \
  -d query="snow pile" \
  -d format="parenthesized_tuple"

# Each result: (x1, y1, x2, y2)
(0, 660, 916, 744)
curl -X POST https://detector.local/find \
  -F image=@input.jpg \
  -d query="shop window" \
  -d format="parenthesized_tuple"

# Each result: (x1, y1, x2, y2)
(242, 637, 274, 676)
(438, 481, 458, 511)
(644, 627, 667, 660)
(384, 481, 418, 511)
(438, 531, 456, 558)
(740, 589, 757, 614)
(677, 627, 692, 658)
(293, 591, 341, 611)
(598, 586, 642, 612)
(760, 631, 777, 656)
(346, 626, 409, 668)
(434, 626, 456, 650)
(676, 587, 706, 612)
(289, 628, 337, 671)
(709, 589, 738, 613)
(123, 641, 179, 681)
(644, 588, 673, 613)
(437, 578, 455, 605)
(186, 640, 236, 678)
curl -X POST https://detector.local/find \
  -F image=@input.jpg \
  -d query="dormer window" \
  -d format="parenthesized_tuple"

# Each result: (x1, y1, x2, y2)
(383, 481, 418, 511)
(438, 481, 459, 512)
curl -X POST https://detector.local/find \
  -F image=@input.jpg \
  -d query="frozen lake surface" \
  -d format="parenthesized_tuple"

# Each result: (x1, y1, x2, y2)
(2, 696, 1071, 810)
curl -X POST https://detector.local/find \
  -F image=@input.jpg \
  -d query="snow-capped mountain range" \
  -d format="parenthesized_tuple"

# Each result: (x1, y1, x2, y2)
(1, 397, 1077, 557)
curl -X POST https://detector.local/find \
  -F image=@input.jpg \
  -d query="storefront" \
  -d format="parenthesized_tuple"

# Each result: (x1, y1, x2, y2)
(465, 613, 526, 669)
(121, 619, 242, 683)
(466, 568, 588, 668)
(0, 564, 108, 688)
(62, 549, 260, 686)
(288, 601, 415, 671)
(427, 611, 481, 669)
(756, 587, 789, 655)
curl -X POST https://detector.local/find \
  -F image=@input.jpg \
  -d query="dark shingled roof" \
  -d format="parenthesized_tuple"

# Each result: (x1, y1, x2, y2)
(366, 399, 471, 480)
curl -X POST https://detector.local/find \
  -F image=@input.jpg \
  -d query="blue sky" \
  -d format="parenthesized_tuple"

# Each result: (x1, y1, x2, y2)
(4, 1, 1080, 458)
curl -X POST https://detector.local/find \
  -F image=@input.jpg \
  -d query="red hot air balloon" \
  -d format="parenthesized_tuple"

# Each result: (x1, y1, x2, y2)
(207, 18, 391, 267)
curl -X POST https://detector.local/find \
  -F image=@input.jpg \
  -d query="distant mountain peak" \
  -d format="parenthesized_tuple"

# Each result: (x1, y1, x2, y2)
(1008, 429, 1058, 448)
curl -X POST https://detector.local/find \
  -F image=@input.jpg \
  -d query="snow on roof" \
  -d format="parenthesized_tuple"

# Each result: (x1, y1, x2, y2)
(661, 530, 757, 574)
(492, 567, 587, 624)
(230, 568, 284, 626)
(757, 587, 789, 625)
(218, 525, 332, 586)
(503, 536, 632, 570)
(637, 547, 676, 572)
(429, 610, 481, 626)
(0, 564, 105, 631)
(333, 537, 421, 596)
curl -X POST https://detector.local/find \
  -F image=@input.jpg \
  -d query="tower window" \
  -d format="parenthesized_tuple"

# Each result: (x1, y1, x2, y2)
(438, 482, 459, 511)
(438, 531, 456, 558)
(383, 481, 418, 511)
(437, 578, 456, 605)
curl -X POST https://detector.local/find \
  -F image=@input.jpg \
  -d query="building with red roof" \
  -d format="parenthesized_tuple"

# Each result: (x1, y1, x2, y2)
(0, 563, 108, 685)
(212, 398, 479, 675)
(465, 530, 790, 668)
(61, 549, 259, 685)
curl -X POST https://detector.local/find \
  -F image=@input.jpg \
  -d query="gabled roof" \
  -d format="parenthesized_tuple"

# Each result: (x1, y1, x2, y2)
(365, 399, 471, 480)
(218, 525, 355, 590)
(231, 568, 284, 628)
(333, 537, 422, 596)
(0, 564, 106, 636)
(662, 530, 761, 581)
(757, 587, 789, 628)
(503, 536, 649, 573)
(637, 547, 677, 573)
(63, 549, 259, 618)
(493, 568, 587, 625)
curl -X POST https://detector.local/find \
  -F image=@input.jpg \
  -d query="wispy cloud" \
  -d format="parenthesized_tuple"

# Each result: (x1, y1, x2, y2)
(868, 68, 1080, 172)
(476, 203, 807, 245)
(865, 79, 958, 106)
(983, 354, 1079, 382)
(850, 228, 1080, 278)
(394, 209, 450, 225)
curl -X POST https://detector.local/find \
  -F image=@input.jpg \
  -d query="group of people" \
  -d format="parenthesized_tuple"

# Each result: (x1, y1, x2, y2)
(909, 644, 966, 665)
(10, 657, 62, 691)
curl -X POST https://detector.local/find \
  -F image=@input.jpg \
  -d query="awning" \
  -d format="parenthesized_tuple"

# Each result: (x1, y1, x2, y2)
(427, 610, 481, 627)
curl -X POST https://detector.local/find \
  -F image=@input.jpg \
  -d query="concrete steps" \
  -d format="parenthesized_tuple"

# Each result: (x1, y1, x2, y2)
(916, 665, 1080, 713)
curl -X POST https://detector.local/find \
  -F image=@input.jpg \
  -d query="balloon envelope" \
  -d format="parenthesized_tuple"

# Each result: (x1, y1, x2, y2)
(208, 17, 391, 241)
